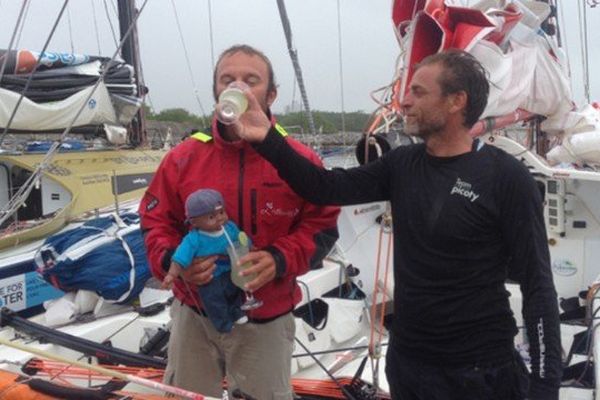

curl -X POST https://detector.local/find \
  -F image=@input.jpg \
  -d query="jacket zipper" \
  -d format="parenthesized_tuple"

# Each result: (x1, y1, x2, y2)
(238, 149, 245, 229)
(250, 189, 257, 235)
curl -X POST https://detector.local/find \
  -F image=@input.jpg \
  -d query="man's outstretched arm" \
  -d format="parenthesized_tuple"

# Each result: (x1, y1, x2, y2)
(235, 86, 392, 206)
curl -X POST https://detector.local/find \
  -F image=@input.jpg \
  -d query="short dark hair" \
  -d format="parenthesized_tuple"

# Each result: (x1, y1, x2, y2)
(416, 50, 489, 128)
(212, 44, 277, 100)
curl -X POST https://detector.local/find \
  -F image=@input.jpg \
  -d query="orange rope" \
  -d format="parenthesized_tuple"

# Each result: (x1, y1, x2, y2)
(368, 222, 385, 357)
(367, 112, 384, 134)
(390, 79, 402, 113)
(293, 377, 391, 399)
(368, 210, 393, 358)
(26, 359, 164, 382)
(377, 217, 393, 344)
(27, 360, 393, 399)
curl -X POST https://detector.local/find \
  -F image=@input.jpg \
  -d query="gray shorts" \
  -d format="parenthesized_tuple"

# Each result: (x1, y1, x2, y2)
(164, 299, 295, 399)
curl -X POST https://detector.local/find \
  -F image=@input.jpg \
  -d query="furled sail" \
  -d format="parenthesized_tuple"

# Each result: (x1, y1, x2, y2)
(0, 49, 142, 133)
(390, 0, 600, 166)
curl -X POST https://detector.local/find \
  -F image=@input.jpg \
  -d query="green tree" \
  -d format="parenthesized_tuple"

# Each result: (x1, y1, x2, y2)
(150, 108, 208, 127)
(278, 111, 371, 133)
(146, 106, 371, 133)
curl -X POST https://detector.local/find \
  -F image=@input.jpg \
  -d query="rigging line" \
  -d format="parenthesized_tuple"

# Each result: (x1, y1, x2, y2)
(91, 0, 102, 55)
(14, 0, 32, 49)
(549, 0, 562, 48)
(109, 0, 119, 19)
(76, 314, 142, 363)
(557, 0, 571, 82)
(47, 357, 78, 383)
(276, 0, 317, 137)
(582, 0, 591, 103)
(0, 0, 150, 228)
(66, 2, 75, 53)
(132, 11, 148, 145)
(207, 0, 215, 70)
(577, 0, 590, 104)
(373, 214, 393, 389)
(336, 0, 346, 139)
(293, 343, 388, 358)
(145, 92, 156, 113)
(293, 337, 358, 400)
(0, 0, 70, 147)
(169, 0, 208, 127)
(0, 0, 29, 84)
(103, 0, 119, 48)
(291, 74, 297, 111)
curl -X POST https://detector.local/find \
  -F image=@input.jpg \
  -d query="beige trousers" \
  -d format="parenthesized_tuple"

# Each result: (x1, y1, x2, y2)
(164, 299, 295, 399)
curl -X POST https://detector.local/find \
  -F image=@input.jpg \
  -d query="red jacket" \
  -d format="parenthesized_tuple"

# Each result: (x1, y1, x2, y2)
(139, 120, 340, 319)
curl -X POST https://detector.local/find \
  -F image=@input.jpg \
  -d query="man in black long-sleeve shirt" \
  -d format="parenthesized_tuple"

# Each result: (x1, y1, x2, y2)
(234, 50, 561, 400)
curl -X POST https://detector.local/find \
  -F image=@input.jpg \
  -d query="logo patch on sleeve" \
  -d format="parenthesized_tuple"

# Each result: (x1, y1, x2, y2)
(145, 195, 159, 211)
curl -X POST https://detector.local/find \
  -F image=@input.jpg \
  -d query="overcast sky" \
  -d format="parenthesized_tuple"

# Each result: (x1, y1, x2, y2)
(0, 0, 598, 116)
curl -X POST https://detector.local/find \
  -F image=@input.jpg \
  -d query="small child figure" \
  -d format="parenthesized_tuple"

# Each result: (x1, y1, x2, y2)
(163, 188, 248, 333)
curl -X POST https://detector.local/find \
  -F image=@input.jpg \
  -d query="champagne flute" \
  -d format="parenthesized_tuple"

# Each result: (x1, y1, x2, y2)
(226, 232, 263, 310)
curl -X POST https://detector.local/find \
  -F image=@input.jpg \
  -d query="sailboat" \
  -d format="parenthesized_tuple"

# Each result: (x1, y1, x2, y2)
(0, 1, 165, 314)
(1, 0, 600, 399)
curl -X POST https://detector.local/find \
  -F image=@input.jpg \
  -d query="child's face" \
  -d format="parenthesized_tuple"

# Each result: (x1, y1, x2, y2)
(190, 208, 228, 232)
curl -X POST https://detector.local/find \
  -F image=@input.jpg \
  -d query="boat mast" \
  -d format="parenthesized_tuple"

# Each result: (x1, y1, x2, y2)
(117, 0, 146, 147)
(276, 0, 317, 138)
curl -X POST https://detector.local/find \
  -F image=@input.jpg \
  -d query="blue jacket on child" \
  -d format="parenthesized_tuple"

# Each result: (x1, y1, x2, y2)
(172, 221, 240, 276)
(172, 221, 246, 333)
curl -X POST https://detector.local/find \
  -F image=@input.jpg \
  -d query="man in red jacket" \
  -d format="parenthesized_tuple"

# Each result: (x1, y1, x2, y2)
(139, 45, 340, 399)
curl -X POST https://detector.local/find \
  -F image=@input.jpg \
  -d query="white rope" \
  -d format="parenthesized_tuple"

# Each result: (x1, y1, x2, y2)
(102, 0, 119, 48)
(336, 0, 346, 138)
(557, 0, 571, 86)
(109, 0, 118, 18)
(91, 0, 102, 55)
(581, 0, 591, 103)
(577, 0, 591, 103)
(110, 227, 138, 304)
(291, 74, 297, 110)
(207, 0, 216, 70)
(65, 2, 75, 53)
(169, 0, 208, 126)
(14, 0, 31, 49)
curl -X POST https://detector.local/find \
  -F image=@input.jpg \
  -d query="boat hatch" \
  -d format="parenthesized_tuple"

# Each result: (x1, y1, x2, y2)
(0, 164, 71, 226)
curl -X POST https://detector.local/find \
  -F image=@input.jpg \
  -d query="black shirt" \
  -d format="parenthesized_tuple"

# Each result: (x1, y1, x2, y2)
(255, 128, 562, 399)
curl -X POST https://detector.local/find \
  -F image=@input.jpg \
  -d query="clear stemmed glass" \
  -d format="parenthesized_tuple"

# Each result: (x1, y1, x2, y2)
(226, 232, 263, 310)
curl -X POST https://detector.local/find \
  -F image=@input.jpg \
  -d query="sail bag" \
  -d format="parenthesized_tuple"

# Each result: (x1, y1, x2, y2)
(34, 213, 151, 304)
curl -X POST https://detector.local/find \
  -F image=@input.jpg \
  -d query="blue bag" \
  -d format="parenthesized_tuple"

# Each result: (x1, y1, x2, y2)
(34, 213, 151, 304)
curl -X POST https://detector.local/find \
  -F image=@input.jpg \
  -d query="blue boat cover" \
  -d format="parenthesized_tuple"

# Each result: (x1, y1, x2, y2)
(26, 140, 86, 153)
(34, 213, 151, 304)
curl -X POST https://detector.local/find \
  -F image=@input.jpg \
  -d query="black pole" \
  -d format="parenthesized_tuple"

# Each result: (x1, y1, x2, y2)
(117, 1, 135, 67)
(276, 0, 317, 138)
(117, 0, 145, 146)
